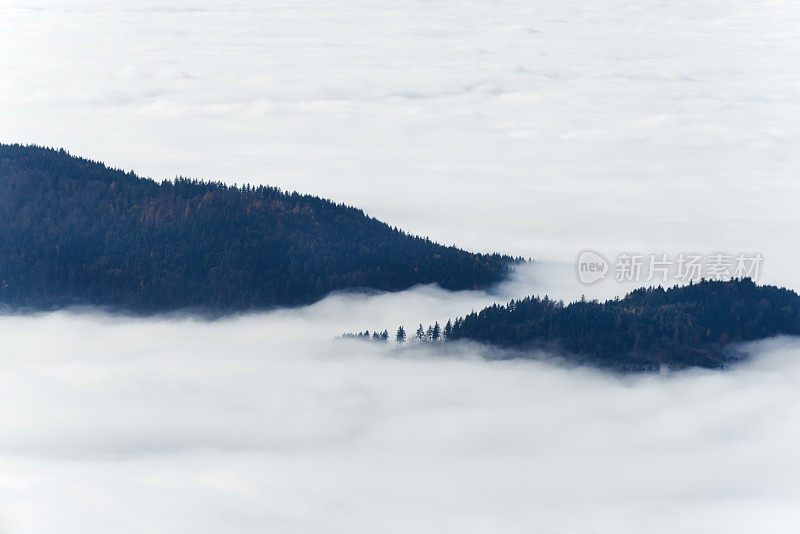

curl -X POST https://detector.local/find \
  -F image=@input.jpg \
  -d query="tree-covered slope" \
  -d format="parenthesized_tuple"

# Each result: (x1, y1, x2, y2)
(414, 279, 800, 371)
(0, 144, 513, 312)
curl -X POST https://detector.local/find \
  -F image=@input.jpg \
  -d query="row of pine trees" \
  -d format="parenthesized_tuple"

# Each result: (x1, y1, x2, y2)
(343, 320, 455, 343)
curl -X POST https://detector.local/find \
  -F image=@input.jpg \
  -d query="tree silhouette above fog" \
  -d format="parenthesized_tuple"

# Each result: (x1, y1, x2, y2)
(357, 279, 800, 371)
(0, 144, 515, 313)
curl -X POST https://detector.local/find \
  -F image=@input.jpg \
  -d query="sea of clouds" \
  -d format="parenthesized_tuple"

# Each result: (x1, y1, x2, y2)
(1, 265, 800, 533)
(1, 0, 800, 532)
(1, 0, 799, 279)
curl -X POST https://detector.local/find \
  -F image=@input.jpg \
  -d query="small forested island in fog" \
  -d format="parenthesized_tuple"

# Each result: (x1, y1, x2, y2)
(355, 279, 800, 371)
(0, 144, 514, 312)
(6, 144, 799, 372)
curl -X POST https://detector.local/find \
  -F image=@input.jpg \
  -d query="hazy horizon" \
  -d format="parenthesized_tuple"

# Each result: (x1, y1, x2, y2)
(2, 0, 799, 282)
(1, 0, 799, 532)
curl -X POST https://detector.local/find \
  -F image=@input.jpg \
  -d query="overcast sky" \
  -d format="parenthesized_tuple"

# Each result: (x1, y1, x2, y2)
(1, 1, 800, 532)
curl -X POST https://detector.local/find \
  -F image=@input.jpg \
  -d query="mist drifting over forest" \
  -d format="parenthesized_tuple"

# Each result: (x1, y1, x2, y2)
(1, 0, 800, 532)
(0, 265, 799, 532)
(3, 277, 800, 533)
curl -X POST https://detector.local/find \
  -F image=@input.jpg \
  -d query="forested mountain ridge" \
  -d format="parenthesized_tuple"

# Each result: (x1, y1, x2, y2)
(0, 144, 515, 312)
(375, 279, 800, 371)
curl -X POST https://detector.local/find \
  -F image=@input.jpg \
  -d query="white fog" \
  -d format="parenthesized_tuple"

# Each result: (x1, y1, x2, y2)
(0, 264, 799, 532)
(1, 0, 799, 532)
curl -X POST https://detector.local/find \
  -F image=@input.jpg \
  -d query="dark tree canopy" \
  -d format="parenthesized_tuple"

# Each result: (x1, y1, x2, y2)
(0, 144, 514, 313)
(397, 279, 800, 371)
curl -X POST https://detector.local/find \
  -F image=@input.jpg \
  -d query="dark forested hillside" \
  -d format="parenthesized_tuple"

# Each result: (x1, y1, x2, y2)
(389, 279, 800, 371)
(0, 144, 514, 312)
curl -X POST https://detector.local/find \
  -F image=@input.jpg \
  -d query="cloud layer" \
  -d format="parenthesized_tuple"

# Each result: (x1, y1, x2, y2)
(1, 0, 799, 282)
(1, 295, 800, 533)
(2, 2, 800, 532)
